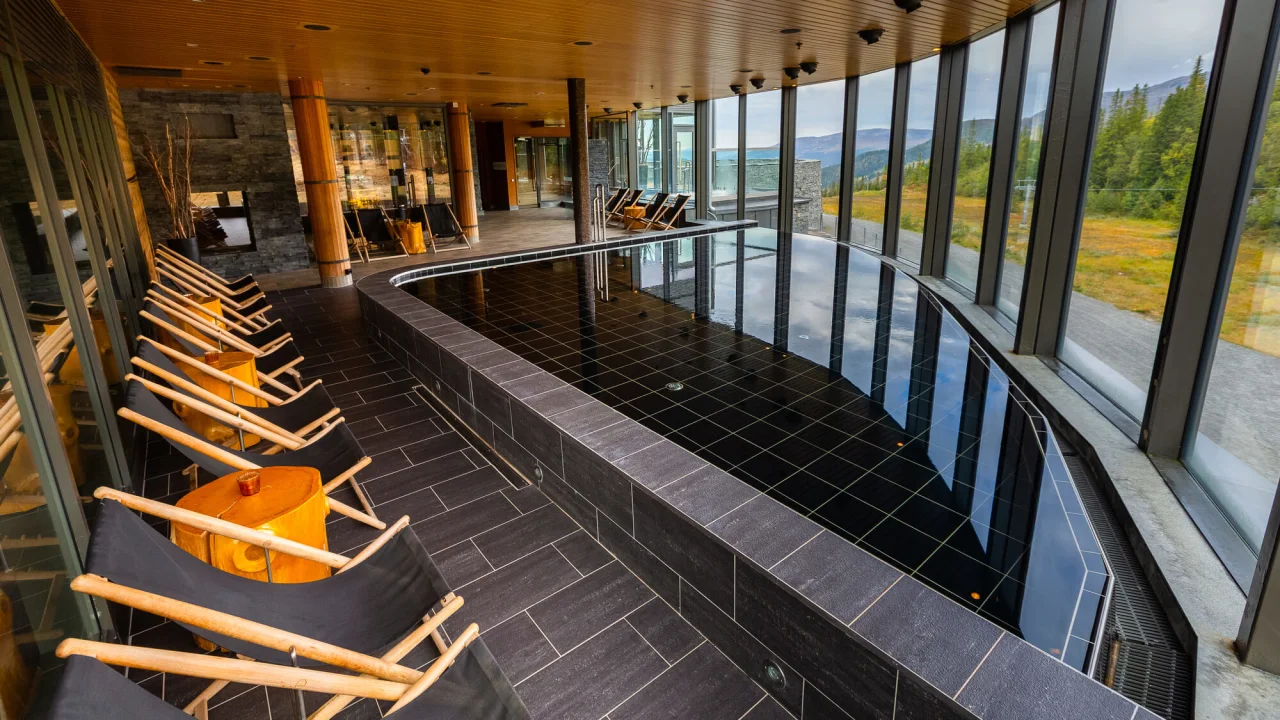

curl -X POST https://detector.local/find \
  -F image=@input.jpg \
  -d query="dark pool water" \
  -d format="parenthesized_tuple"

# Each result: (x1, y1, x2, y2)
(405, 227, 1110, 671)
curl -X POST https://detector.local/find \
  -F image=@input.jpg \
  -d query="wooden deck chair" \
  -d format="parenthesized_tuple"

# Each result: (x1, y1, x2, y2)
(420, 203, 473, 254)
(638, 193, 691, 232)
(606, 189, 643, 225)
(148, 282, 285, 345)
(156, 263, 272, 329)
(144, 291, 292, 355)
(140, 302, 304, 393)
(602, 186, 627, 214)
(118, 379, 381, 527)
(136, 336, 316, 405)
(63, 493, 529, 719)
(133, 341, 340, 444)
(378, 207, 412, 259)
(156, 244, 258, 294)
(51, 637, 528, 720)
(343, 212, 372, 264)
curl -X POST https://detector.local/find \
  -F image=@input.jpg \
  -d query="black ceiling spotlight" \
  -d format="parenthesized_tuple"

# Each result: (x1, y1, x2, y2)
(857, 28, 885, 45)
(633, 101, 644, 109)
(420, 67, 430, 75)
(783, 67, 801, 80)
(750, 77, 765, 90)
(677, 94, 689, 103)
(800, 61, 818, 75)
(603, 107, 613, 113)
(894, 0, 924, 12)
(730, 84, 743, 95)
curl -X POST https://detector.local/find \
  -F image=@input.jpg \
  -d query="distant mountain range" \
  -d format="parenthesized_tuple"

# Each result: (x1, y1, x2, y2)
(798, 119, 997, 187)
(1100, 75, 1190, 115)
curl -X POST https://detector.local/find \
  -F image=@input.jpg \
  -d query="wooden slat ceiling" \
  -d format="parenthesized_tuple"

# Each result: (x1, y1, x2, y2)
(53, 0, 1036, 122)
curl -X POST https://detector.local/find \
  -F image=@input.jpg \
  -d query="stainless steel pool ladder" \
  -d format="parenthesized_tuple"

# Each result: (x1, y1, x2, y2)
(591, 185, 610, 301)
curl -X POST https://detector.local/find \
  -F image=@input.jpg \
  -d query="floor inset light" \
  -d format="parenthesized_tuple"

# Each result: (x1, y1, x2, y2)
(970, 592, 981, 600)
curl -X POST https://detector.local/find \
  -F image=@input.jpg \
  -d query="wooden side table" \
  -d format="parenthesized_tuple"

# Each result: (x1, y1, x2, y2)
(624, 205, 647, 230)
(172, 467, 331, 584)
(177, 351, 265, 450)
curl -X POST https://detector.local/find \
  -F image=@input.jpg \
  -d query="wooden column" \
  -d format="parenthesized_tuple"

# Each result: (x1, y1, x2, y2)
(568, 78, 590, 245)
(447, 103, 479, 241)
(288, 78, 350, 288)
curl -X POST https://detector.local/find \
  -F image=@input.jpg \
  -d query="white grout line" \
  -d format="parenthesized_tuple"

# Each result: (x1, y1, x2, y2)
(600, 639, 708, 717)
(525, 610, 564, 658)
(703, 492, 762, 528)
(767, 529, 823, 571)
(623, 617, 671, 667)
(848, 574, 902, 627)
(953, 632, 1004, 701)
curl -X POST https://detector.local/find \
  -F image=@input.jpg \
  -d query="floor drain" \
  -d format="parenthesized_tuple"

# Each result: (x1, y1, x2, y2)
(665, 381, 684, 392)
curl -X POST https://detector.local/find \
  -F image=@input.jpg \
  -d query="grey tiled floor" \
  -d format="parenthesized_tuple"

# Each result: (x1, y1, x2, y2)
(125, 285, 786, 720)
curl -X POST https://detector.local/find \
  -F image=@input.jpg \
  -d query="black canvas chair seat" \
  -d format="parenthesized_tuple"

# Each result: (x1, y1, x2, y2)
(125, 380, 362, 479)
(137, 343, 337, 429)
(252, 338, 304, 376)
(237, 295, 271, 317)
(87, 499, 448, 665)
(144, 302, 299, 375)
(51, 646, 530, 719)
(241, 320, 289, 348)
(223, 274, 256, 292)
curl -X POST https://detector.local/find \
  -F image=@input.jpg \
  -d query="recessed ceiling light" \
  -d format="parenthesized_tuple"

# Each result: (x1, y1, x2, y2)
(780, 28, 801, 34)
(476, 71, 492, 75)
(680, 85, 691, 88)
(200, 60, 225, 65)
(186, 42, 199, 47)
(406, 92, 418, 96)
(246, 55, 272, 61)
(535, 91, 545, 95)
(232, 84, 247, 88)
(572, 40, 593, 46)
(301, 23, 332, 31)
(932, 46, 941, 52)
(737, 69, 754, 73)
(426, 87, 436, 90)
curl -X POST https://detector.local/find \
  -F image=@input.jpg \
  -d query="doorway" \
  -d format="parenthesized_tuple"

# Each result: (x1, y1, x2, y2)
(514, 136, 571, 207)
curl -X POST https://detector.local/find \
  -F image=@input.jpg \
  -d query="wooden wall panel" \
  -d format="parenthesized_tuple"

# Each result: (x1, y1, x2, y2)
(102, 67, 155, 281)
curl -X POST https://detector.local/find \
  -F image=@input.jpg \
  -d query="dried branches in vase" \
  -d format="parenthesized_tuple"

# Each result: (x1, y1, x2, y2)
(135, 118, 196, 253)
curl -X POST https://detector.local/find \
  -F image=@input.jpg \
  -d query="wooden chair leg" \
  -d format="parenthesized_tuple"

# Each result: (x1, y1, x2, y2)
(184, 679, 228, 718)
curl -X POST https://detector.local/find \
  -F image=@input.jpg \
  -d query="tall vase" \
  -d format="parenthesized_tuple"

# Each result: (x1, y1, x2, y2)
(167, 235, 200, 263)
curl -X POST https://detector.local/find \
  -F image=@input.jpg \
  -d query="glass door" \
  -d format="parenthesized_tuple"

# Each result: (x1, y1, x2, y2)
(514, 137, 538, 207)
(538, 138, 568, 205)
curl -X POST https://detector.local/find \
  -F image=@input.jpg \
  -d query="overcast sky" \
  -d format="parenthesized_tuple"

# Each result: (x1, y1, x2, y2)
(710, 0, 1222, 146)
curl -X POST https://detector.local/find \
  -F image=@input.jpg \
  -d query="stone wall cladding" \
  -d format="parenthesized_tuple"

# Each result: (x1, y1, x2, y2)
(116, 88, 309, 277)
(355, 241, 1153, 720)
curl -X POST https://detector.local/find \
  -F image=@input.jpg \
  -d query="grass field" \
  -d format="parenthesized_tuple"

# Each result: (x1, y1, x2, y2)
(821, 184, 1277, 349)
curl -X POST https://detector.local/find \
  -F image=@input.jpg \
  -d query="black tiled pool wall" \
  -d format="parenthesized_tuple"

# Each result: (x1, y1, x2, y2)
(401, 229, 1109, 670)
(357, 230, 1148, 720)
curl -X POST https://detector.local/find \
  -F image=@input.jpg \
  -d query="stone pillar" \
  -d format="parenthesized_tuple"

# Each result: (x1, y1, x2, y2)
(288, 78, 350, 288)
(568, 78, 590, 245)
(447, 103, 479, 241)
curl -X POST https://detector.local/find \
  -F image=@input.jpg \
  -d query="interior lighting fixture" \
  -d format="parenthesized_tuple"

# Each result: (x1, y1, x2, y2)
(750, 77, 765, 90)
(730, 84, 743, 94)
(894, 0, 923, 11)
(573, 40, 594, 46)
(784, 67, 801, 80)
(800, 61, 818, 74)
(677, 94, 689, 103)
(633, 102, 644, 109)
(780, 28, 801, 34)
(857, 28, 885, 45)
(301, 23, 332, 31)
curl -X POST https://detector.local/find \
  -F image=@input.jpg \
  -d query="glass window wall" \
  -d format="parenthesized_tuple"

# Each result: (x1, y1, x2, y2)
(670, 103, 695, 194)
(1060, 0, 1224, 421)
(1184, 62, 1280, 553)
(851, 69, 895, 251)
(947, 31, 1005, 293)
(998, 4, 1059, 321)
(794, 80, 845, 238)
(745, 89, 781, 229)
(637, 108, 663, 192)
(711, 97, 739, 217)
(898, 55, 940, 266)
